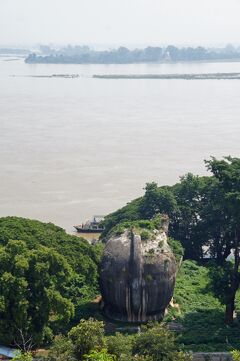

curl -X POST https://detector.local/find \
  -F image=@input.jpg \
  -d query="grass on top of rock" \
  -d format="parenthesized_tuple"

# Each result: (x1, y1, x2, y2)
(103, 216, 183, 263)
(167, 260, 240, 352)
(103, 215, 167, 239)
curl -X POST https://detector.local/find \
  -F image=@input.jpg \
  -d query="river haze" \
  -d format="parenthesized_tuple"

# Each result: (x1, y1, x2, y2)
(0, 59, 240, 232)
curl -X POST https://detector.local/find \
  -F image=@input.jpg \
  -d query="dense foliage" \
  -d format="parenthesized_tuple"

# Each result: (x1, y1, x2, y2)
(105, 216, 183, 264)
(0, 217, 102, 287)
(0, 217, 102, 345)
(102, 177, 206, 260)
(0, 240, 74, 345)
(102, 157, 240, 324)
(68, 319, 105, 360)
(167, 260, 240, 351)
(45, 261, 240, 355)
(1, 156, 240, 355)
(106, 332, 133, 361)
(47, 319, 191, 361)
(232, 350, 240, 361)
(132, 323, 192, 361)
(83, 349, 116, 361)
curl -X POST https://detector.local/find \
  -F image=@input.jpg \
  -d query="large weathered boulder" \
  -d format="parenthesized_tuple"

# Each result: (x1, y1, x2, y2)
(100, 218, 177, 322)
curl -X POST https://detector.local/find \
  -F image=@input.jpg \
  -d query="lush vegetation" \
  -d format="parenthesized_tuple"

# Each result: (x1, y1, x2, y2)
(232, 350, 240, 361)
(102, 157, 240, 325)
(1, 156, 240, 357)
(10, 259, 240, 355)
(46, 318, 191, 361)
(106, 216, 184, 264)
(107, 215, 167, 237)
(168, 260, 240, 351)
(0, 217, 103, 346)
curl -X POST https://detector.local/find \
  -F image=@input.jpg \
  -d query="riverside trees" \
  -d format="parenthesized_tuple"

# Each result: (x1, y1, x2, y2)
(102, 157, 240, 324)
(0, 240, 74, 345)
(0, 217, 102, 346)
(0, 156, 240, 351)
(205, 157, 240, 324)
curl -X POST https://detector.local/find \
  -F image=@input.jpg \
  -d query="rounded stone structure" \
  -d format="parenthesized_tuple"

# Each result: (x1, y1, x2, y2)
(100, 221, 177, 323)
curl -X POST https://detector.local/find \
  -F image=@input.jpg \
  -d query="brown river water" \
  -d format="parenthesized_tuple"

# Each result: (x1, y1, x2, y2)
(0, 58, 240, 233)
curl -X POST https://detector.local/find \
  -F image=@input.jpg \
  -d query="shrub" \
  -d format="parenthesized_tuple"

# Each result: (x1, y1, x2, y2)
(68, 319, 105, 360)
(106, 332, 133, 360)
(83, 349, 116, 361)
(47, 335, 75, 361)
(232, 350, 240, 361)
(12, 352, 33, 361)
(132, 323, 190, 361)
(140, 230, 151, 241)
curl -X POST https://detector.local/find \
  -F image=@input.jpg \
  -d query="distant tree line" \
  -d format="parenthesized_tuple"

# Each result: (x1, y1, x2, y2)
(25, 44, 240, 64)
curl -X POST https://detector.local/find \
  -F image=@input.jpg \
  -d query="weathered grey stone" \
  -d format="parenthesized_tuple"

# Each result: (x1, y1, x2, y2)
(100, 221, 177, 322)
(192, 353, 232, 361)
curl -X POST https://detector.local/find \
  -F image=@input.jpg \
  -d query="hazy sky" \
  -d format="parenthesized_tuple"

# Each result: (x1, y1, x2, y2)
(1, 0, 240, 47)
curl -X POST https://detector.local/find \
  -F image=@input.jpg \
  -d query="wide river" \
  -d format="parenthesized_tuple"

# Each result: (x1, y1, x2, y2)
(0, 58, 240, 232)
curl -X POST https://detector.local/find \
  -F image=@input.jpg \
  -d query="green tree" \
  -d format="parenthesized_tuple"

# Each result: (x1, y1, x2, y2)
(102, 177, 204, 260)
(68, 319, 105, 360)
(101, 198, 143, 238)
(0, 216, 100, 293)
(206, 157, 240, 324)
(199, 176, 232, 264)
(106, 332, 133, 361)
(0, 240, 74, 345)
(48, 335, 75, 361)
(132, 323, 191, 361)
(0, 216, 103, 336)
(140, 183, 177, 220)
(170, 173, 208, 260)
(101, 167, 237, 264)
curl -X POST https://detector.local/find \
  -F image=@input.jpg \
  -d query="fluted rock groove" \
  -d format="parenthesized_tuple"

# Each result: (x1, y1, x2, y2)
(100, 216, 177, 322)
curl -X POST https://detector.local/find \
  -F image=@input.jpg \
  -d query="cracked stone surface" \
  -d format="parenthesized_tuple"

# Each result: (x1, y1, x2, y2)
(100, 222, 177, 323)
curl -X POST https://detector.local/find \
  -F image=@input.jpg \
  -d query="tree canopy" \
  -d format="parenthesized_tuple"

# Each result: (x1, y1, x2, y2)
(0, 240, 74, 345)
(0, 217, 102, 345)
(102, 156, 240, 324)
